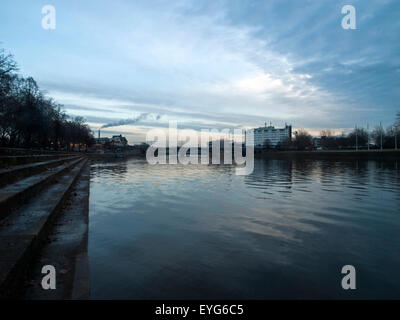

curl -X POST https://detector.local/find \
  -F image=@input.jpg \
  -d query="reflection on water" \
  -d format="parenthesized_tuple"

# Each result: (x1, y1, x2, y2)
(89, 158, 400, 299)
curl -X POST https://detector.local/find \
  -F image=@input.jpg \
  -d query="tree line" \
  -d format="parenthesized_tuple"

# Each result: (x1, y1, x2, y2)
(0, 48, 95, 150)
(270, 114, 400, 151)
(260, 115, 400, 151)
(318, 119, 400, 150)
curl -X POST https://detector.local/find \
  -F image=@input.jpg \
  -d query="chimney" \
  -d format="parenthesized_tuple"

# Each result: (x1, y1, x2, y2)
(98, 129, 100, 139)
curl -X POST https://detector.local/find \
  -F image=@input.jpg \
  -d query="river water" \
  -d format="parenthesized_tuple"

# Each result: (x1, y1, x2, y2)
(88, 158, 400, 299)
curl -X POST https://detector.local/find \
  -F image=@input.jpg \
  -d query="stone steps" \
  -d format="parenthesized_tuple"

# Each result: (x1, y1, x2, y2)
(0, 147, 77, 156)
(0, 158, 81, 219)
(23, 163, 91, 299)
(0, 157, 83, 220)
(0, 154, 77, 168)
(0, 156, 80, 188)
(0, 158, 88, 298)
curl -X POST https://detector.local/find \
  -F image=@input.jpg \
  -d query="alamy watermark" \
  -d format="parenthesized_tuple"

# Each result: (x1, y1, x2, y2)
(341, 265, 356, 290)
(145, 121, 254, 176)
(341, 5, 356, 30)
(41, 4, 356, 31)
(41, 265, 56, 290)
(41, 5, 56, 30)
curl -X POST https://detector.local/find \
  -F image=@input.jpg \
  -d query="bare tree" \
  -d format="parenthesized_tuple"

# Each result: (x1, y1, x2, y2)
(293, 129, 313, 150)
(0, 48, 94, 149)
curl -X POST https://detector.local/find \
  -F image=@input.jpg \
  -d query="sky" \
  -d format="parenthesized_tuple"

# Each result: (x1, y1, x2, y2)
(1, 0, 399, 143)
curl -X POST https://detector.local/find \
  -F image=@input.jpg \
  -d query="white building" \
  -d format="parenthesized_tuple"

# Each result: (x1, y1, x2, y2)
(246, 124, 292, 148)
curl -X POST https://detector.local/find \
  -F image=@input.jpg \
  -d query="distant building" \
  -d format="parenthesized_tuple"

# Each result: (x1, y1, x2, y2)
(95, 137, 110, 145)
(95, 132, 129, 149)
(246, 124, 292, 148)
(111, 135, 128, 147)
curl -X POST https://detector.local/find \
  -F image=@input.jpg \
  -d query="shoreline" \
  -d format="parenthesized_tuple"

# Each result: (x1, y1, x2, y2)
(254, 149, 400, 160)
(87, 149, 400, 162)
(0, 152, 90, 299)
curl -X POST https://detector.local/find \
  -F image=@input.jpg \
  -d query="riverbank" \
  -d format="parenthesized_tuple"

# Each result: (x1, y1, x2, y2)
(254, 149, 400, 160)
(86, 148, 400, 162)
(0, 151, 90, 299)
(23, 162, 91, 299)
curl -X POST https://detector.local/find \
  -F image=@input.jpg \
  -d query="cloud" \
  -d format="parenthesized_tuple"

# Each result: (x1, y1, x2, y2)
(101, 113, 160, 129)
(3, 0, 398, 144)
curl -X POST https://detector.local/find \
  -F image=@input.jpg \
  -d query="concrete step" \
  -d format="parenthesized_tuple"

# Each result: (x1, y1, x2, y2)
(0, 156, 80, 188)
(0, 147, 78, 156)
(0, 154, 77, 169)
(0, 157, 83, 221)
(23, 162, 91, 299)
(0, 159, 88, 298)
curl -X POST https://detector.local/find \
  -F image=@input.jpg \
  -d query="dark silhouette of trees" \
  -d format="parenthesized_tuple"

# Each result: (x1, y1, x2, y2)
(293, 129, 313, 150)
(280, 120, 399, 151)
(0, 49, 94, 149)
(348, 127, 368, 147)
(393, 112, 400, 149)
(320, 129, 338, 149)
(375, 112, 400, 149)
(371, 125, 386, 149)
